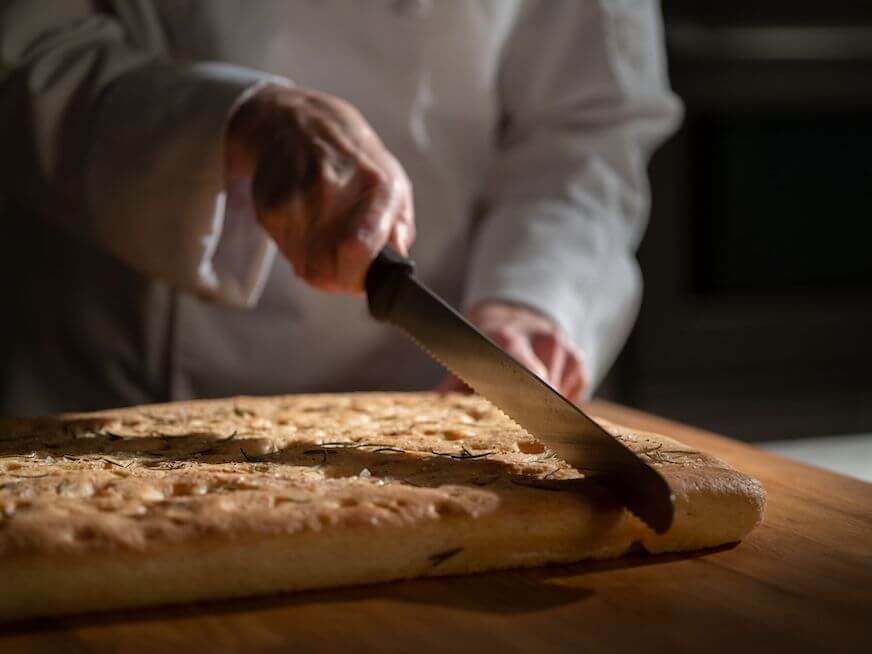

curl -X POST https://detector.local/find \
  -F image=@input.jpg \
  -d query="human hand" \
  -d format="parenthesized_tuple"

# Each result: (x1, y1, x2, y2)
(438, 301, 589, 402)
(225, 86, 414, 293)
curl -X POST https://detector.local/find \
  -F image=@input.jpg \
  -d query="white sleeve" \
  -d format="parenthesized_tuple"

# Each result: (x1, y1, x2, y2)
(463, 0, 682, 387)
(88, 61, 288, 307)
(0, 1, 287, 307)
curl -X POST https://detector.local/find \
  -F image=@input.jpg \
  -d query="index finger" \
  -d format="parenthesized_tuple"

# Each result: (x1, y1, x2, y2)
(334, 166, 403, 293)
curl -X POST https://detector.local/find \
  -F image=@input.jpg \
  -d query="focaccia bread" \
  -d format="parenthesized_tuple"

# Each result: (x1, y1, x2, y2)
(0, 393, 765, 620)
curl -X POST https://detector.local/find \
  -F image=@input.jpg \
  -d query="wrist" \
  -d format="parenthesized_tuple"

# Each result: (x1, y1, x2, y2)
(224, 85, 298, 181)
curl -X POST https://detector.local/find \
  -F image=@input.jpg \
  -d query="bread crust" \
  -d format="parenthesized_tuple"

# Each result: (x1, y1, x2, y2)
(0, 393, 765, 620)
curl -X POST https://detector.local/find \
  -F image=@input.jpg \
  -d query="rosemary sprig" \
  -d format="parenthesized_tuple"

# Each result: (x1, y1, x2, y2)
(239, 446, 258, 462)
(101, 457, 133, 468)
(543, 467, 561, 480)
(430, 446, 493, 461)
(320, 441, 395, 450)
(371, 447, 406, 454)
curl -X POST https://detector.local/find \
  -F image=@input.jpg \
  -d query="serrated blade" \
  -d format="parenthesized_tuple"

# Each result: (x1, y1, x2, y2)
(366, 249, 674, 533)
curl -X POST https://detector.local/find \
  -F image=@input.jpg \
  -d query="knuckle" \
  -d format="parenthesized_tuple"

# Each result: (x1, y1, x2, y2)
(490, 326, 516, 345)
(363, 167, 390, 189)
(361, 162, 400, 195)
(333, 96, 364, 121)
(564, 341, 583, 362)
(354, 201, 394, 237)
(339, 229, 380, 260)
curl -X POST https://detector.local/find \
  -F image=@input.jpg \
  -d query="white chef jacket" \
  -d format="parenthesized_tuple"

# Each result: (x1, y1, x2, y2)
(0, 0, 680, 416)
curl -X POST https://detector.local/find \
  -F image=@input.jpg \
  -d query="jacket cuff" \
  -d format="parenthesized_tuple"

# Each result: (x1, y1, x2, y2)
(87, 61, 289, 307)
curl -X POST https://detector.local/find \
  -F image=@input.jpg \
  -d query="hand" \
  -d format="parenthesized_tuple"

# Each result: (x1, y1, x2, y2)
(225, 86, 415, 293)
(439, 301, 589, 402)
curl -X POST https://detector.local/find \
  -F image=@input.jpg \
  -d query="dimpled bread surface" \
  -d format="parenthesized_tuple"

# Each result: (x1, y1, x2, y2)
(0, 393, 765, 620)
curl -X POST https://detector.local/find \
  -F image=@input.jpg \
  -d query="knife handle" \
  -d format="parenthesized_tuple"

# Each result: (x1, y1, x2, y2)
(366, 246, 416, 322)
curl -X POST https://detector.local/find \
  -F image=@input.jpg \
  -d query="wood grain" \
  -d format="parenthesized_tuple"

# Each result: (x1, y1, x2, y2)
(1, 400, 869, 653)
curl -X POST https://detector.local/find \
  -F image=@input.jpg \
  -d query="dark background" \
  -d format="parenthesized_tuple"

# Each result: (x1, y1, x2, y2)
(603, 0, 872, 442)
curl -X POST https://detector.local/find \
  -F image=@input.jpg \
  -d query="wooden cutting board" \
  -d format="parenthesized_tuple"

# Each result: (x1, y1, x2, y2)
(1, 400, 869, 653)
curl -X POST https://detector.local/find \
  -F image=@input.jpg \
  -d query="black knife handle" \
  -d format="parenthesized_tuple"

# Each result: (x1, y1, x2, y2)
(366, 246, 416, 322)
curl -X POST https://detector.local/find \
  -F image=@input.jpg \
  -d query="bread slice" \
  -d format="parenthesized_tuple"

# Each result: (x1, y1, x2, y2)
(0, 392, 765, 620)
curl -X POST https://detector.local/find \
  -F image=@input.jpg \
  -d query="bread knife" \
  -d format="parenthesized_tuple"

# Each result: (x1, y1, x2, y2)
(366, 246, 675, 533)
